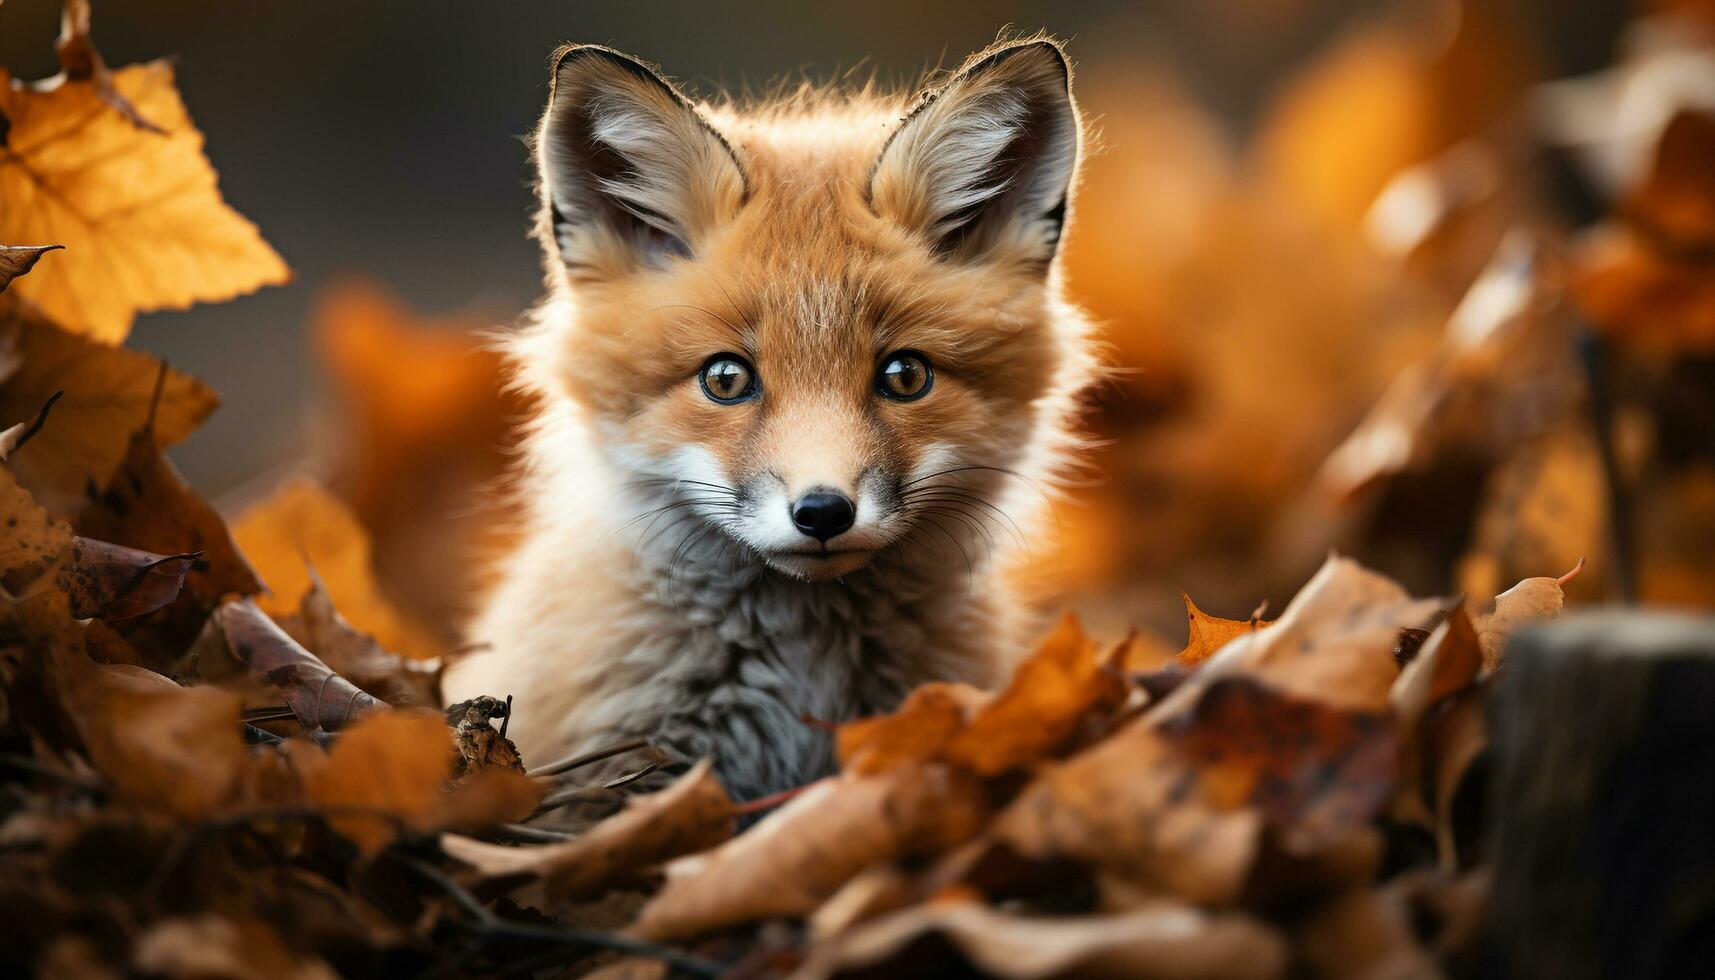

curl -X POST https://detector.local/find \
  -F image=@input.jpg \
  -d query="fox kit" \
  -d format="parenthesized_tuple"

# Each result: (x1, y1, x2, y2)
(442, 38, 1095, 801)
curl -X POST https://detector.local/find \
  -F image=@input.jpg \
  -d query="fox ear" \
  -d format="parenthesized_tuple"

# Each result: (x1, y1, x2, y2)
(869, 40, 1078, 270)
(538, 45, 746, 279)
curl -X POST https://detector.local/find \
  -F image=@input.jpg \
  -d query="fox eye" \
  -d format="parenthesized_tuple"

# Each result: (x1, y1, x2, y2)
(699, 354, 758, 404)
(876, 350, 933, 401)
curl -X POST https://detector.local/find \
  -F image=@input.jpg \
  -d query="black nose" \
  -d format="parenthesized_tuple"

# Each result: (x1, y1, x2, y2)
(790, 490, 856, 542)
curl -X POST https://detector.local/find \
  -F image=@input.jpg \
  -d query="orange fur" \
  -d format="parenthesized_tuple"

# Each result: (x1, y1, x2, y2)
(445, 37, 1098, 799)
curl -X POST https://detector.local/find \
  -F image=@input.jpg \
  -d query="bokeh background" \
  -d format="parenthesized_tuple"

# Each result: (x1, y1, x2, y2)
(10, 0, 1710, 649)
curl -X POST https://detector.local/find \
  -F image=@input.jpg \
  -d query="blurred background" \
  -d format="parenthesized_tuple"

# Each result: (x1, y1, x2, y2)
(7, 0, 1711, 648)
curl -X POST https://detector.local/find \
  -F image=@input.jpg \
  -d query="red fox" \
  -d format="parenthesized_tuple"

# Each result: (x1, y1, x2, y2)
(442, 37, 1095, 802)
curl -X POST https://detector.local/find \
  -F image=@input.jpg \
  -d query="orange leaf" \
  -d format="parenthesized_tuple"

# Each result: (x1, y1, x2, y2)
(0, 307, 217, 512)
(0, 61, 288, 342)
(231, 479, 442, 661)
(1176, 593, 1275, 665)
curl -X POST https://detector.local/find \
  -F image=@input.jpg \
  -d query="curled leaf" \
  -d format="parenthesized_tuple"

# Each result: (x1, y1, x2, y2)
(214, 597, 382, 732)
(443, 759, 732, 901)
(53, 537, 197, 622)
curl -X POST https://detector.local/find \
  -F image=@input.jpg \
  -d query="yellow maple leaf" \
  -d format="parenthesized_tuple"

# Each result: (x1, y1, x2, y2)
(0, 62, 289, 342)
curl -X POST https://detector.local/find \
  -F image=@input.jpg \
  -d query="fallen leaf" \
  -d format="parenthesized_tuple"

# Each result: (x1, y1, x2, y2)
(1185, 555, 1443, 712)
(132, 914, 338, 980)
(313, 281, 528, 639)
(443, 759, 732, 901)
(299, 708, 537, 855)
(836, 683, 975, 776)
(997, 722, 1262, 905)
(45, 642, 249, 818)
(631, 765, 989, 941)
(273, 571, 441, 709)
(1472, 566, 1573, 671)
(0, 463, 71, 591)
(796, 900, 1289, 980)
(77, 425, 261, 605)
(1160, 677, 1397, 853)
(52, 536, 196, 622)
(1623, 109, 1715, 251)
(945, 614, 1128, 776)
(1175, 593, 1275, 665)
(214, 597, 383, 732)
(0, 245, 61, 292)
(0, 307, 217, 512)
(0, 53, 288, 341)
(232, 479, 442, 660)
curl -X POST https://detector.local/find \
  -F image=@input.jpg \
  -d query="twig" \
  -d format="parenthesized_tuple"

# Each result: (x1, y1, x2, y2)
(485, 822, 575, 844)
(6, 389, 63, 456)
(731, 781, 813, 817)
(526, 737, 650, 778)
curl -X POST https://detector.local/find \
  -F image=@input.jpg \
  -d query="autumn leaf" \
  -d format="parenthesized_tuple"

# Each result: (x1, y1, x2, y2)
(52, 536, 197, 622)
(44, 640, 250, 818)
(313, 281, 529, 637)
(0, 306, 218, 512)
(232, 479, 442, 661)
(943, 613, 1128, 775)
(213, 597, 384, 733)
(273, 570, 442, 710)
(0, 245, 61, 292)
(631, 765, 989, 941)
(77, 423, 261, 607)
(0, 56, 288, 342)
(797, 900, 1289, 980)
(1175, 592, 1275, 665)
(443, 759, 733, 901)
(0, 463, 71, 591)
(298, 708, 538, 855)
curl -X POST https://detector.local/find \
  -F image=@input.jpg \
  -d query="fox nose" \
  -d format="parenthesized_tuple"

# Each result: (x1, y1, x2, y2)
(790, 490, 856, 542)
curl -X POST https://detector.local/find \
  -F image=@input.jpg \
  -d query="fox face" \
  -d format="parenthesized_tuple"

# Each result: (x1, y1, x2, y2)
(514, 40, 1088, 582)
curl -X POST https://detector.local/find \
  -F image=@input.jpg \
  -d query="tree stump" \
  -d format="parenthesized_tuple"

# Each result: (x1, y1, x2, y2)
(1484, 610, 1715, 979)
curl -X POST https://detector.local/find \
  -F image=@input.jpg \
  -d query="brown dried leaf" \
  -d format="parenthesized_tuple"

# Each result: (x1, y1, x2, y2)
(1188, 555, 1443, 712)
(798, 900, 1288, 980)
(52, 537, 196, 622)
(837, 615, 1124, 779)
(77, 426, 261, 604)
(214, 597, 383, 732)
(232, 479, 442, 661)
(45, 643, 248, 818)
(299, 709, 537, 855)
(0, 463, 71, 591)
(836, 683, 975, 776)
(1160, 678, 1397, 853)
(133, 915, 338, 980)
(631, 765, 989, 941)
(274, 572, 441, 709)
(443, 759, 732, 901)
(1472, 566, 1574, 671)
(0, 245, 61, 293)
(0, 308, 217, 512)
(0, 55, 288, 342)
(944, 613, 1129, 776)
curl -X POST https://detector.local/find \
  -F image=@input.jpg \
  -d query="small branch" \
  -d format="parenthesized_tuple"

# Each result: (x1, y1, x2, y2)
(526, 737, 650, 778)
(7, 389, 63, 456)
(485, 822, 575, 845)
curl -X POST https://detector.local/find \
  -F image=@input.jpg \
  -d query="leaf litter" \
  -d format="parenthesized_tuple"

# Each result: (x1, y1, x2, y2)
(3, 0, 1712, 977)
